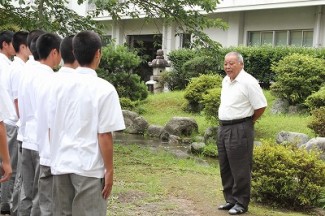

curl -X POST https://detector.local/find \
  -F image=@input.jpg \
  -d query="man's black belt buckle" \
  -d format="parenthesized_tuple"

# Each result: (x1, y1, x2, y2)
(219, 116, 252, 126)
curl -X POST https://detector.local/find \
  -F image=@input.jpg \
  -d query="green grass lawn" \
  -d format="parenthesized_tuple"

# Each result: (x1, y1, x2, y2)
(139, 90, 314, 140)
(108, 144, 314, 216)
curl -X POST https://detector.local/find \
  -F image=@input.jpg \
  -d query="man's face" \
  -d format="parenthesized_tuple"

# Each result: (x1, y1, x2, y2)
(2, 41, 16, 57)
(224, 54, 243, 81)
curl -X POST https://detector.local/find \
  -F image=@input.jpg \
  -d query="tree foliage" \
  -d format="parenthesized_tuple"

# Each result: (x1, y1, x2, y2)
(1, 0, 227, 48)
(0, 0, 99, 36)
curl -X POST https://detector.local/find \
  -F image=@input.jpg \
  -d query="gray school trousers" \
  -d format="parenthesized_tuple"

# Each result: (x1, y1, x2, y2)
(1, 123, 18, 212)
(217, 119, 254, 208)
(39, 165, 53, 216)
(11, 140, 23, 216)
(18, 148, 40, 216)
(53, 174, 106, 216)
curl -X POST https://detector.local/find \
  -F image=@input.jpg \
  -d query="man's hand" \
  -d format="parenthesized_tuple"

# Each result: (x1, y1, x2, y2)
(0, 161, 12, 183)
(102, 170, 113, 199)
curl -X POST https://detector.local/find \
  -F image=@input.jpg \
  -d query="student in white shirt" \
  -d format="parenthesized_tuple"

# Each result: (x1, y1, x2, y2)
(0, 85, 14, 183)
(35, 33, 62, 216)
(49, 31, 125, 216)
(0, 30, 16, 215)
(0, 31, 15, 86)
(5, 31, 31, 216)
(17, 30, 46, 216)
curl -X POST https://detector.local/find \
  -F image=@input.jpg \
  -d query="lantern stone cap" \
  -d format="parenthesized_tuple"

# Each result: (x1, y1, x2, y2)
(148, 49, 171, 68)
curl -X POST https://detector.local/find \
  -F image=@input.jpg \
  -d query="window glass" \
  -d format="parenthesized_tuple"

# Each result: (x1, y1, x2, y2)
(303, 31, 313, 47)
(249, 32, 261, 46)
(180, 33, 191, 48)
(290, 31, 302, 46)
(275, 31, 287, 46)
(261, 32, 273, 45)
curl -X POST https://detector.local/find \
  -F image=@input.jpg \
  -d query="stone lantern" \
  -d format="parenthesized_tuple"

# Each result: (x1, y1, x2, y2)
(146, 49, 170, 93)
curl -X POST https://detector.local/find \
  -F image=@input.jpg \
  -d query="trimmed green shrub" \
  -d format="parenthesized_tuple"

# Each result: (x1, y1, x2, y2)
(167, 49, 222, 90)
(184, 74, 223, 112)
(308, 107, 325, 137)
(106, 72, 148, 101)
(201, 87, 221, 124)
(270, 54, 325, 105)
(305, 86, 325, 110)
(100, 42, 141, 74)
(98, 42, 148, 101)
(252, 140, 325, 209)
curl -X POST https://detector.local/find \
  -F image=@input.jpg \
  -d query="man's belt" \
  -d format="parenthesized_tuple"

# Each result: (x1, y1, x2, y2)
(219, 116, 253, 126)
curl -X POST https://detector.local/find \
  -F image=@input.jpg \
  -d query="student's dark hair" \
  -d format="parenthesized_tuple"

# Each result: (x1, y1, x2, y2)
(36, 33, 62, 60)
(0, 31, 14, 49)
(73, 31, 101, 66)
(60, 35, 75, 64)
(12, 31, 28, 53)
(27, 29, 45, 48)
(30, 36, 40, 60)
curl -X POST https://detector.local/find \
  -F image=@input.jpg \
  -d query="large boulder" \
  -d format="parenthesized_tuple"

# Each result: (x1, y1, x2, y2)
(122, 110, 149, 134)
(276, 131, 310, 146)
(164, 117, 198, 137)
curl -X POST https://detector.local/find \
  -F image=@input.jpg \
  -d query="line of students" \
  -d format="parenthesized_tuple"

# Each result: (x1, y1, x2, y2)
(0, 29, 126, 215)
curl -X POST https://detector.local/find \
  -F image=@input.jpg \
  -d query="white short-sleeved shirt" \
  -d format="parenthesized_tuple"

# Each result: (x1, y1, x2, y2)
(218, 69, 267, 120)
(18, 59, 42, 151)
(0, 85, 15, 122)
(49, 67, 125, 178)
(3, 56, 25, 126)
(0, 53, 11, 87)
(36, 66, 72, 166)
(35, 65, 55, 166)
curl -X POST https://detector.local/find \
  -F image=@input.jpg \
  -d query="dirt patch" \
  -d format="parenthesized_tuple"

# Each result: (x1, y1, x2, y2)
(109, 191, 230, 216)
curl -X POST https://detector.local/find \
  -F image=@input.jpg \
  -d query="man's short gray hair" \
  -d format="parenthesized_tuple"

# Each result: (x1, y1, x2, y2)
(225, 52, 244, 64)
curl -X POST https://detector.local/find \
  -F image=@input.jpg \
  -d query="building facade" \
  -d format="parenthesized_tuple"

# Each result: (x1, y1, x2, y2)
(71, 0, 325, 56)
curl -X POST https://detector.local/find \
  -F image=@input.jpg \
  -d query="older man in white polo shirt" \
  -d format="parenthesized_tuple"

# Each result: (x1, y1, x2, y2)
(217, 52, 267, 215)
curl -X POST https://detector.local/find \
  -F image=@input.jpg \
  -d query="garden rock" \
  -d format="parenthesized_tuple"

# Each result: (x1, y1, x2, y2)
(204, 126, 218, 144)
(164, 117, 198, 136)
(147, 125, 164, 137)
(122, 110, 139, 127)
(271, 98, 289, 114)
(160, 130, 169, 142)
(304, 137, 325, 157)
(276, 131, 310, 146)
(168, 135, 181, 145)
(123, 112, 149, 134)
(190, 142, 205, 154)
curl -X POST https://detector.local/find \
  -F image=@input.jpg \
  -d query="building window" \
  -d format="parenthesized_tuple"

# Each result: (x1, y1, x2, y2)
(248, 30, 313, 47)
(180, 33, 191, 48)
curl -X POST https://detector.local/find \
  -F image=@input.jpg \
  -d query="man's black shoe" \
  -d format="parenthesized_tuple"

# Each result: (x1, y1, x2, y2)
(228, 203, 247, 215)
(218, 202, 235, 210)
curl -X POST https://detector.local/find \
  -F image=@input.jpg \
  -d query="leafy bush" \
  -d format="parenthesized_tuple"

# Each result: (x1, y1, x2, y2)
(167, 49, 222, 90)
(184, 74, 223, 112)
(308, 107, 325, 137)
(104, 72, 148, 101)
(305, 86, 325, 110)
(182, 55, 221, 78)
(202, 143, 218, 157)
(97, 42, 148, 101)
(201, 87, 221, 124)
(100, 42, 141, 74)
(252, 140, 325, 209)
(270, 54, 325, 105)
